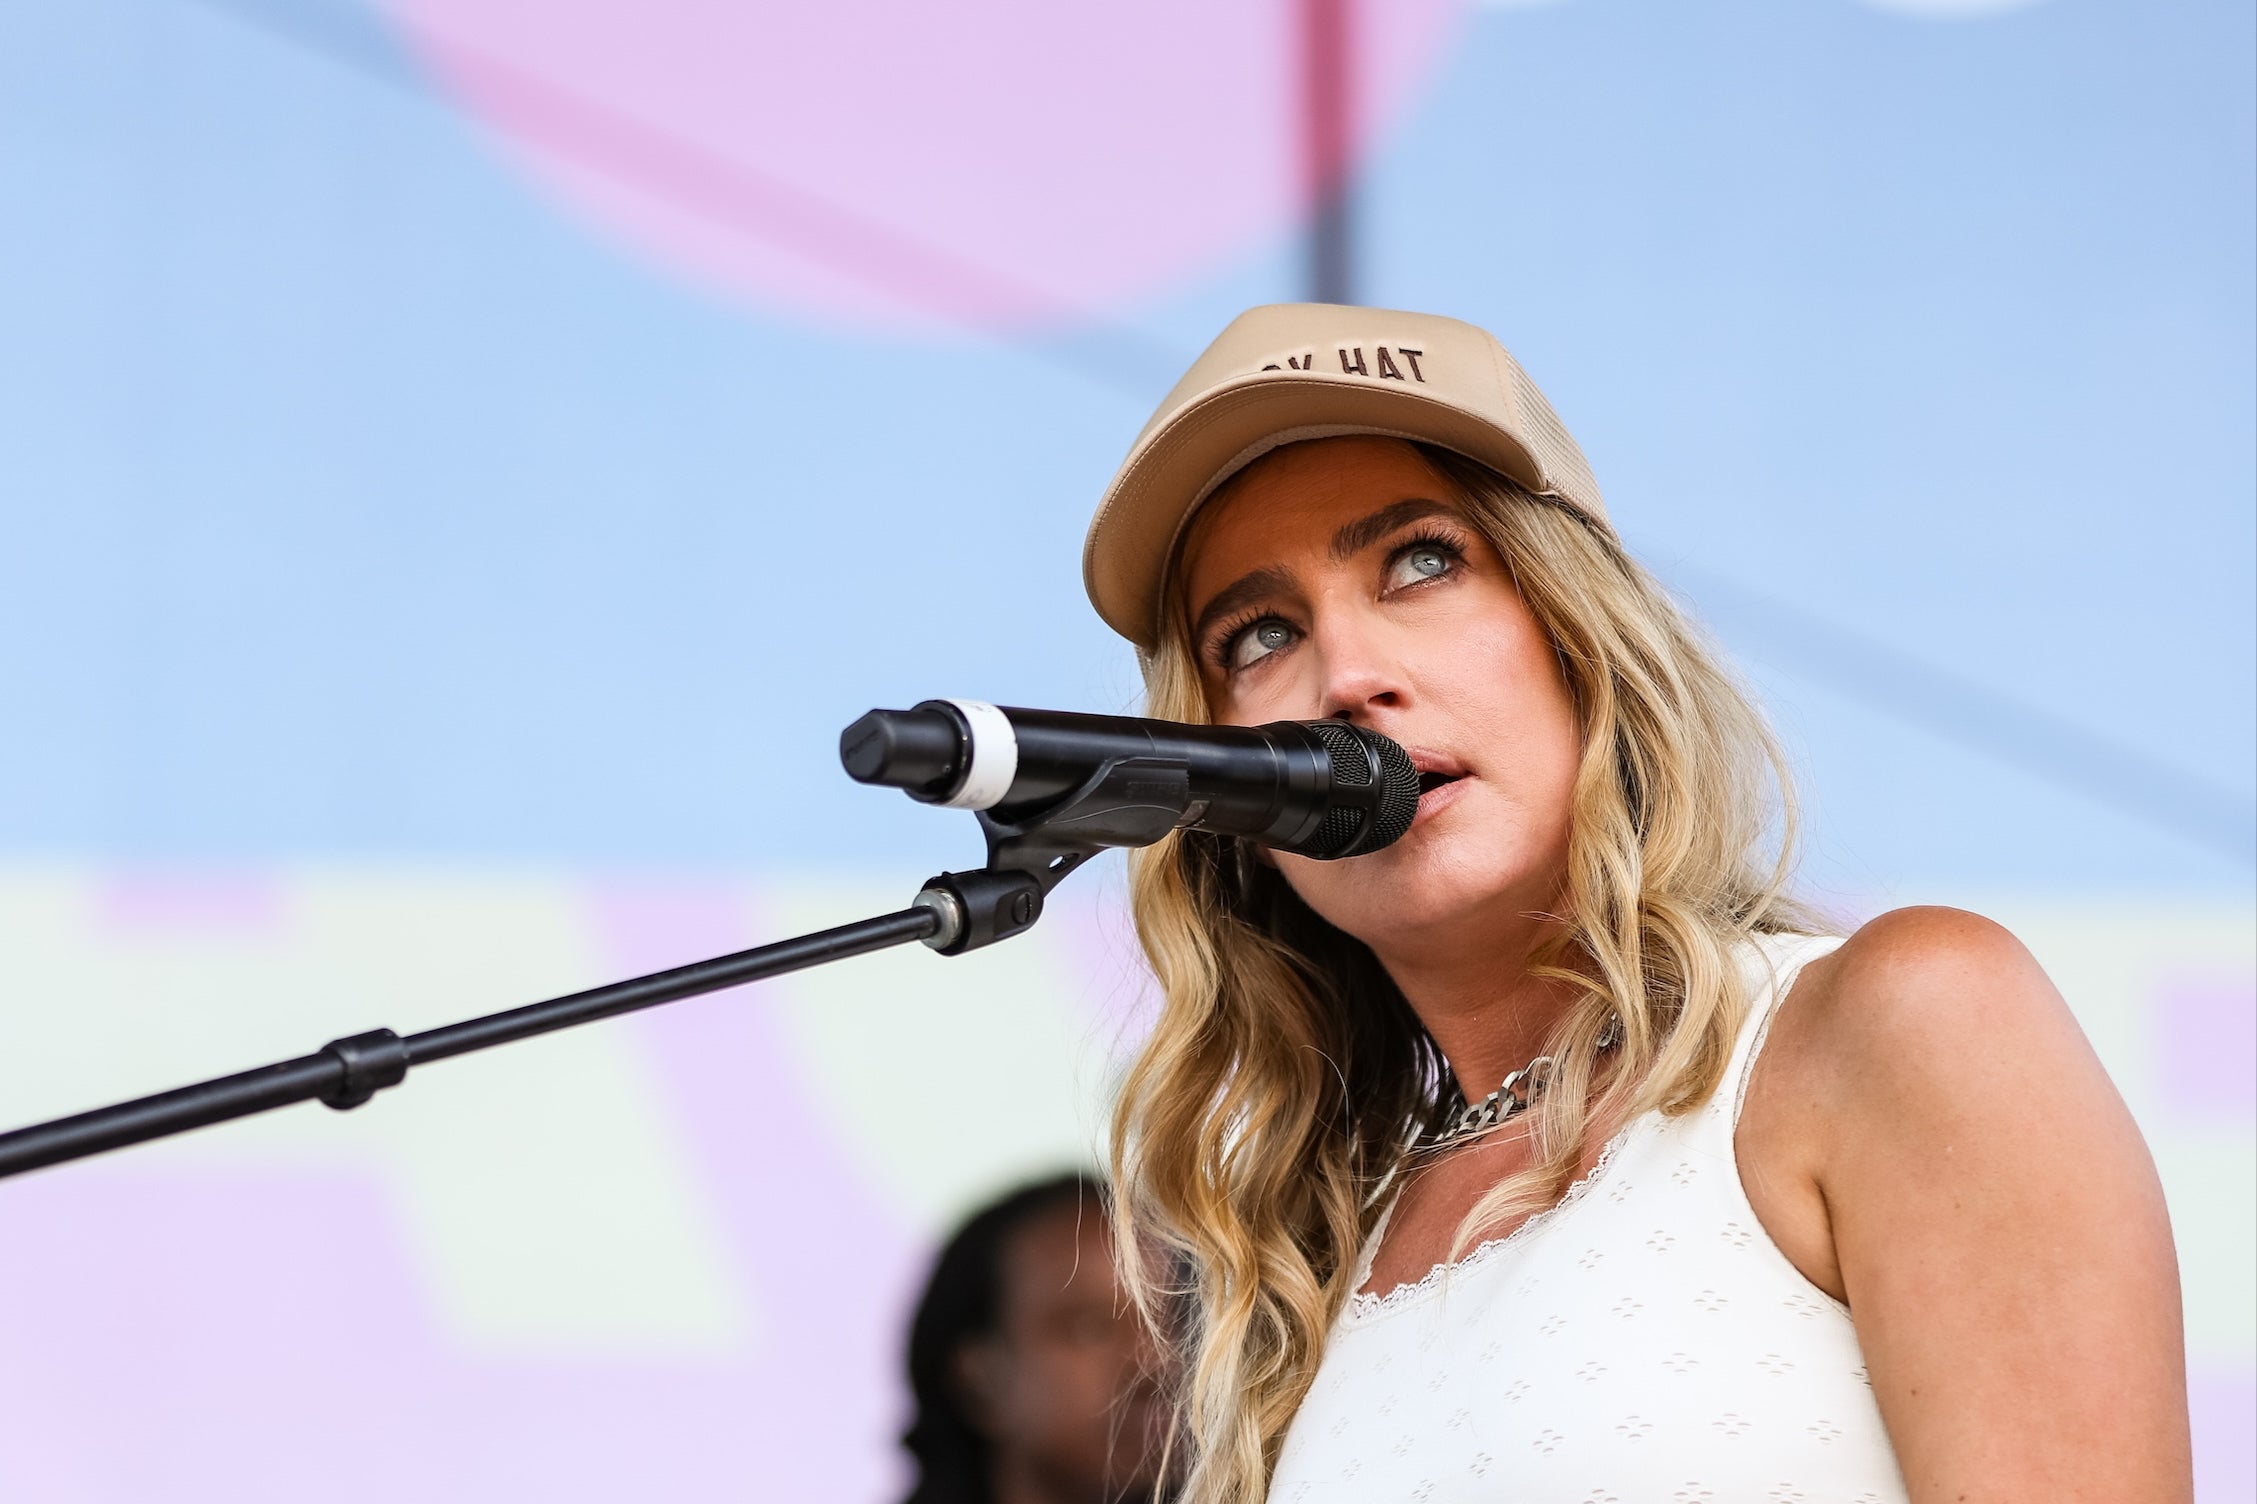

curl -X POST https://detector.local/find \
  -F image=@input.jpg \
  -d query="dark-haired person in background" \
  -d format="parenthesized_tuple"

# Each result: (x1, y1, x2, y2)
(902, 1173, 1174, 1504)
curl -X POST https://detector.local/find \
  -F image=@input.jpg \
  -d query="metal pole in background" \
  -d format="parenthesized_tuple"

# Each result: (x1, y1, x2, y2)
(1303, 0, 1355, 305)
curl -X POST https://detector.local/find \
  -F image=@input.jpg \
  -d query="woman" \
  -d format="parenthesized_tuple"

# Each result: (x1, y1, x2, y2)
(1086, 306, 2189, 1501)
(902, 1172, 1173, 1504)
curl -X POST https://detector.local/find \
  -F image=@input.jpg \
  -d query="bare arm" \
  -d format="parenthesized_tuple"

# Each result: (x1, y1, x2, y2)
(1743, 906, 2190, 1502)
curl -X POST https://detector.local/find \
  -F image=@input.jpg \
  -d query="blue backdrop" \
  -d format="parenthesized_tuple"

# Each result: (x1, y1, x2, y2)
(0, 1, 2248, 1497)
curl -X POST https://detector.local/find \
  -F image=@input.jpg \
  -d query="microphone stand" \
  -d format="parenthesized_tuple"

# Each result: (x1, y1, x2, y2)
(0, 755, 1186, 1182)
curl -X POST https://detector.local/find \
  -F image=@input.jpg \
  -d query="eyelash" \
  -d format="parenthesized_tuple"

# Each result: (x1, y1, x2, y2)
(1205, 528, 1472, 671)
(1390, 529, 1469, 580)
(1207, 608, 1281, 671)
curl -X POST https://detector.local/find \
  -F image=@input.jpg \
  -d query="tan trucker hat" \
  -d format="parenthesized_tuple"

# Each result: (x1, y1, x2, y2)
(1082, 303, 1608, 651)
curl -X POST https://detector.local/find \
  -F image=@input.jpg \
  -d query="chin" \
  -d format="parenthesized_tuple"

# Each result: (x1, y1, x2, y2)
(1281, 800, 1567, 957)
(1100, 1400, 1175, 1499)
(1339, 874, 1523, 957)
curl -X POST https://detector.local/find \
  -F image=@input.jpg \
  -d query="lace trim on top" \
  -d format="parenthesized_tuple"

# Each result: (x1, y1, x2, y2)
(1341, 1117, 1645, 1324)
(1337, 935, 1840, 1328)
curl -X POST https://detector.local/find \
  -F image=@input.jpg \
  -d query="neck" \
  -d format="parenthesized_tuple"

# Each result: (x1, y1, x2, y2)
(989, 1454, 1113, 1504)
(1367, 896, 1582, 1103)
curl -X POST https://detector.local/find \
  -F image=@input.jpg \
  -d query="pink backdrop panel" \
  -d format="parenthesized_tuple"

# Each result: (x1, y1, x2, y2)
(381, 0, 1462, 330)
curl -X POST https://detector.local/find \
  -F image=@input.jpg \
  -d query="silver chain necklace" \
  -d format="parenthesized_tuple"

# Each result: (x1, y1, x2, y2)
(1420, 1014, 1623, 1153)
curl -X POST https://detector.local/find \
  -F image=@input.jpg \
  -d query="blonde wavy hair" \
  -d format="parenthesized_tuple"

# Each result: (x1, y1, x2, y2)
(1108, 443, 1821, 1502)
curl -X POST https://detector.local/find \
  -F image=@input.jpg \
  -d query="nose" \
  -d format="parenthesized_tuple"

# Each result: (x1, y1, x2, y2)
(1311, 609, 1408, 724)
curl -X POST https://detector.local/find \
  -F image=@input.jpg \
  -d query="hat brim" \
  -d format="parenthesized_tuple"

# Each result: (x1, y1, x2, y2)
(1082, 373, 1550, 651)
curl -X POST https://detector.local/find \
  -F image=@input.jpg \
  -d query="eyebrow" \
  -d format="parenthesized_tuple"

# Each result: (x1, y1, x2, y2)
(1329, 498, 1457, 562)
(1185, 500, 1462, 652)
(1188, 564, 1297, 653)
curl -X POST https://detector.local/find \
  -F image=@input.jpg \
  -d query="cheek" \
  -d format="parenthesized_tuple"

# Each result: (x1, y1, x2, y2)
(1442, 607, 1578, 743)
(1016, 1350, 1119, 1446)
(1203, 655, 1318, 727)
(1502, 661, 1583, 793)
(1416, 614, 1585, 861)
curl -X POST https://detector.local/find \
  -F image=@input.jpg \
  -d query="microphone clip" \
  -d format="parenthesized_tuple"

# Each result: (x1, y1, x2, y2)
(915, 753, 1195, 956)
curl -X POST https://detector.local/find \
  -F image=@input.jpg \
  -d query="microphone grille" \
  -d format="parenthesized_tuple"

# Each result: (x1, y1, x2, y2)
(1312, 803, 1362, 856)
(1360, 734, 1420, 852)
(1304, 722, 1421, 859)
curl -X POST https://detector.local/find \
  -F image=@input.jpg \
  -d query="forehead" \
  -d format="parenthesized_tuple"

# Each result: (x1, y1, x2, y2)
(1000, 1203, 1115, 1313)
(1179, 435, 1451, 601)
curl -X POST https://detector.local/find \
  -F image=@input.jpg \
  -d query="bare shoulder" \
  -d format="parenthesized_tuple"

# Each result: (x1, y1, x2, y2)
(1737, 905, 2123, 1301)
(1828, 902, 2041, 980)
(1756, 909, 2191, 1497)
(1770, 905, 2081, 1107)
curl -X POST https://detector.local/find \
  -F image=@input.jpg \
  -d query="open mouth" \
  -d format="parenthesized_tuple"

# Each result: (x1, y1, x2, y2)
(1417, 770, 1464, 797)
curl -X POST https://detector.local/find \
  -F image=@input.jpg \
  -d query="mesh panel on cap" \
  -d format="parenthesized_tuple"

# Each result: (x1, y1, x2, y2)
(1498, 350, 1604, 513)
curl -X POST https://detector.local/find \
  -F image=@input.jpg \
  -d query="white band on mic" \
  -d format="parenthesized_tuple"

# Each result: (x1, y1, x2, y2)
(937, 699, 1019, 810)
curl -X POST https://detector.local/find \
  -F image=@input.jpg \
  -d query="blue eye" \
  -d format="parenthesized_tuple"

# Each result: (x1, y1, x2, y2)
(1384, 539, 1458, 591)
(1226, 618, 1294, 670)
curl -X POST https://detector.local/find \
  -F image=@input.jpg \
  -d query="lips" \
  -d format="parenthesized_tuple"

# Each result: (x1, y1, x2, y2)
(1404, 748, 1469, 803)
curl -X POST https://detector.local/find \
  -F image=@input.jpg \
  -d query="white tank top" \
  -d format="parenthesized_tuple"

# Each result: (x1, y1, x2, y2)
(1268, 932, 1908, 1503)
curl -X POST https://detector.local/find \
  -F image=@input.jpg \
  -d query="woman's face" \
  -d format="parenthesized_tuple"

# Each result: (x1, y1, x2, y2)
(1179, 436, 1583, 963)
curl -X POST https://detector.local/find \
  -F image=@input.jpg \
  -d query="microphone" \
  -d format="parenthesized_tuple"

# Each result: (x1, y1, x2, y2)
(839, 700, 1421, 860)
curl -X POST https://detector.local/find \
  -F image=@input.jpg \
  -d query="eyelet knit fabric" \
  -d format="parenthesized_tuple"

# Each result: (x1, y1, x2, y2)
(1267, 932, 1908, 1503)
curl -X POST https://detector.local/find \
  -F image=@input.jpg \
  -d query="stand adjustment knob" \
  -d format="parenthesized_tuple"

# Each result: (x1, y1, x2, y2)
(916, 870, 1047, 956)
(318, 1029, 410, 1111)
